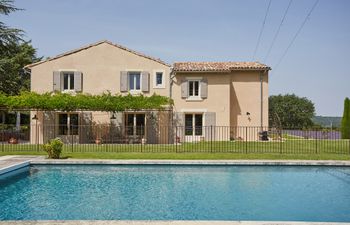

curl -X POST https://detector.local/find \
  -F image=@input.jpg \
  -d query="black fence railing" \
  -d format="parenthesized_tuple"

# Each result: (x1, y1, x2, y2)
(0, 124, 349, 154)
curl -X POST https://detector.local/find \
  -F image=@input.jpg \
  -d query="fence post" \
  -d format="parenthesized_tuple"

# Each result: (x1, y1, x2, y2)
(245, 126, 248, 154)
(1, 125, 4, 152)
(279, 129, 282, 154)
(315, 129, 318, 154)
(140, 125, 143, 153)
(71, 129, 74, 153)
(210, 125, 213, 153)
(175, 126, 178, 153)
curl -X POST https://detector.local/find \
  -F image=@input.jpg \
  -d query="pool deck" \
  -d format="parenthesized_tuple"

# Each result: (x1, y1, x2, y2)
(1, 156, 350, 225)
(1, 155, 350, 176)
(0, 220, 349, 225)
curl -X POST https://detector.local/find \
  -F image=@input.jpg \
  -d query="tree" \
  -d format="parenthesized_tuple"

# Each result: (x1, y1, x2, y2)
(0, 41, 39, 95)
(341, 97, 350, 139)
(0, 0, 23, 48)
(269, 94, 315, 129)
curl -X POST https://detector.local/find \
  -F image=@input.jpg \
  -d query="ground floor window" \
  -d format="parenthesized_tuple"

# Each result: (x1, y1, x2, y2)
(185, 114, 203, 136)
(125, 113, 145, 136)
(58, 113, 79, 135)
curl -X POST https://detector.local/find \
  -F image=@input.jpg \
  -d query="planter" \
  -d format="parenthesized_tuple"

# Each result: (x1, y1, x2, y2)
(8, 137, 18, 144)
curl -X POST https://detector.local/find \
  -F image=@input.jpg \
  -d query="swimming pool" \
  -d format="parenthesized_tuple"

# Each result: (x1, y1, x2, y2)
(1, 164, 350, 222)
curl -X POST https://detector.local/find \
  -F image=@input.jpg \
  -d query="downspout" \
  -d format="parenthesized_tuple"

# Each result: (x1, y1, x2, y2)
(260, 71, 263, 131)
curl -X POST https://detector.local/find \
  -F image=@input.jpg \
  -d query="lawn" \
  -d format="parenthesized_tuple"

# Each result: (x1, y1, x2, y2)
(0, 139, 349, 160)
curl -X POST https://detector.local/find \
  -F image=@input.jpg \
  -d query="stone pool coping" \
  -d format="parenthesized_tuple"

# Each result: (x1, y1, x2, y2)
(1, 221, 349, 225)
(31, 158, 350, 166)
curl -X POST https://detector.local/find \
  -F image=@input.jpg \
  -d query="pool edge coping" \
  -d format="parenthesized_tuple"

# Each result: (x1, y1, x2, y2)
(0, 220, 349, 225)
(30, 159, 350, 166)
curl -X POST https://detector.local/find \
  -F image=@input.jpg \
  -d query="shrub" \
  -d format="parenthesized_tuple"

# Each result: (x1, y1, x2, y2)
(43, 138, 64, 159)
(341, 97, 350, 139)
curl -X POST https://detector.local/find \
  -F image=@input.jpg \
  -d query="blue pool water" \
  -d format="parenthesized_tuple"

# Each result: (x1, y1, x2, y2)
(1, 165, 350, 221)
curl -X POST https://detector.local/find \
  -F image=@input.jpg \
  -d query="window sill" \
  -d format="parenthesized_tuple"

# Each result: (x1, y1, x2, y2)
(186, 97, 203, 102)
(129, 90, 142, 95)
(153, 86, 165, 89)
(62, 90, 76, 94)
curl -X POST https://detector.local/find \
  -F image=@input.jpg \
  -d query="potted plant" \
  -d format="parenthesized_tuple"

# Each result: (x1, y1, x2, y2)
(8, 137, 18, 144)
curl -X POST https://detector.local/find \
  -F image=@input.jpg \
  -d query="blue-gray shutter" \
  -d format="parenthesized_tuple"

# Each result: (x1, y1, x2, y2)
(53, 71, 61, 92)
(141, 71, 149, 92)
(74, 71, 82, 92)
(181, 80, 188, 98)
(204, 112, 216, 141)
(201, 78, 208, 99)
(120, 71, 128, 92)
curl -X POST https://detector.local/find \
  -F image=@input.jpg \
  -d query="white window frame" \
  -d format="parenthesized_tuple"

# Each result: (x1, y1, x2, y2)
(58, 69, 78, 93)
(184, 113, 203, 136)
(128, 71, 142, 93)
(62, 72, 74, 91)
(186, 77, 202, 101)
(153, 70, 165, 89)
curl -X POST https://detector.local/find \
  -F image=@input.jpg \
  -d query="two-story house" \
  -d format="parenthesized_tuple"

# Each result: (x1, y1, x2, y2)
(25, 40, 270, 144)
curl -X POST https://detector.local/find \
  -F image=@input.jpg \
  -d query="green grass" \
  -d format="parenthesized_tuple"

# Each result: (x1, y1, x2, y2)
(0, 139, 349, 160)
(0, 151, 349, 160)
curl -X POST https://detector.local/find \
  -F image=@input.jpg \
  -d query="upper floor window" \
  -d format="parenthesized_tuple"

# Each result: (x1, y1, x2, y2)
(188, 80, 200, 97)
(154, 71, 164, 88)
(63, 73, 74, 91)
(181, 78, 207, 100)
(53, 71, 82, 92)
(128, 72, 141, 91)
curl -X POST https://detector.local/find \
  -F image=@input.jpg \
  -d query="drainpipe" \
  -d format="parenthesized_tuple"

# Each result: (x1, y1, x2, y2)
(260, 71, 263, 131)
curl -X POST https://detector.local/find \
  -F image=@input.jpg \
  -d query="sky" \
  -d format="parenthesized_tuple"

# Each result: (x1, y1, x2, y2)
(2, 0, 350, 116)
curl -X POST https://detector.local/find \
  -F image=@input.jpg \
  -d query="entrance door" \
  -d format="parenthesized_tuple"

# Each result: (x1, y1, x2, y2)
(57, 113, 79, 143)
(125, 113, 146, 138)
(185, 114, 203, 142)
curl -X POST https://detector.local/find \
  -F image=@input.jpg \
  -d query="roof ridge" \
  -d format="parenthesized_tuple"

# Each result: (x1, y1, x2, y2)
(25, 40, 170, 68)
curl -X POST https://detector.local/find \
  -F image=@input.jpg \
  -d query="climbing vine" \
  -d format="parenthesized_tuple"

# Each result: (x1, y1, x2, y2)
(0, 92, 172, 111)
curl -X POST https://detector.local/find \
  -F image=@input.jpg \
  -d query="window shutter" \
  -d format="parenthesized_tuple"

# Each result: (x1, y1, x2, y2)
(74, 71, 82, 92)
(181, 80, 188, 98)
(204, 112, 216, 141)
(141, 71, 149, 92)
(53, 71, 61, 92)
(201, 78, 208, 99)
(120, 71, 128, 92)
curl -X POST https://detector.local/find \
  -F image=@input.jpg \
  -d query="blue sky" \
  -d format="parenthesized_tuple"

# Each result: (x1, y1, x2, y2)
(3, 0, 350, 116)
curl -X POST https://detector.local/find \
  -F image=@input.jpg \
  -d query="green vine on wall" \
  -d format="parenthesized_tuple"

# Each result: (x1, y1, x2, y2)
(0, 92, 172, 112)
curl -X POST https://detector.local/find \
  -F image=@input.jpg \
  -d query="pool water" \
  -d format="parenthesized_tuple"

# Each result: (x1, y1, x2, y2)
(1, 165, 350, 221)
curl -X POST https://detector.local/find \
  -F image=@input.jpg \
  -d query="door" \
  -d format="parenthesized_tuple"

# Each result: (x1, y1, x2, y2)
(57, 113, 79, 144)
(185, 114, 203, 142)
(125, 113, 146, 139)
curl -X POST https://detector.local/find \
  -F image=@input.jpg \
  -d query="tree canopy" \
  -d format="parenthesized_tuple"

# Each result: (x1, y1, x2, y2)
(341, 97, 350, 139)
(0, 92, 172, 112)
(269, 94, 315, 129)
(0, 0, 23, 48)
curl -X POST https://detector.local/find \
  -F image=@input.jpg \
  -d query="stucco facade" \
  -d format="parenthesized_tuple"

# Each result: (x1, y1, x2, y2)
(26, 40, 270, 144)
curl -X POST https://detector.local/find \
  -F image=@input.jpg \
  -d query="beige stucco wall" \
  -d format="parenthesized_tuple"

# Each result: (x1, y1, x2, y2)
(172, 70, 269, 140)
(172, 73, 231, 127)
(29, 42, 171, 143)
(31, 42, 171, 96)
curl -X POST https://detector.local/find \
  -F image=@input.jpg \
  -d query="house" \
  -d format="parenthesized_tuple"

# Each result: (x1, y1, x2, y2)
(25, 40, 270, 144)
(172, 62, 270, 141)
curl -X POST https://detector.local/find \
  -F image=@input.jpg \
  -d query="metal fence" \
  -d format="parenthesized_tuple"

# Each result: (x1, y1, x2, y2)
(0, 124, 349, 154)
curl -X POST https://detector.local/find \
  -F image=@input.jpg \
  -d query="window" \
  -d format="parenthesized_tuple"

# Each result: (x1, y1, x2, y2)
(63, 73, 74, 90)
(128, 72, 141, 91)
(154, 71, 164, 88)
(58, 113, 79, 135)
(185, 114, 203, 136)
(188, 80, 200, 97)
(125, 113, 145, 136)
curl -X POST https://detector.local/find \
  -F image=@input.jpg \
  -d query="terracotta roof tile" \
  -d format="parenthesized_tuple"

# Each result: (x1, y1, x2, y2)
(173, 62, 271, 72)
(24, 40, 170, 68)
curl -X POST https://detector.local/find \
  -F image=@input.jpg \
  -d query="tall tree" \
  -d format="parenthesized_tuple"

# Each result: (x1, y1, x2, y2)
(269, 94, 315, 129)
(341, 97, 350, 139)
(0, 0, 23, 48)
